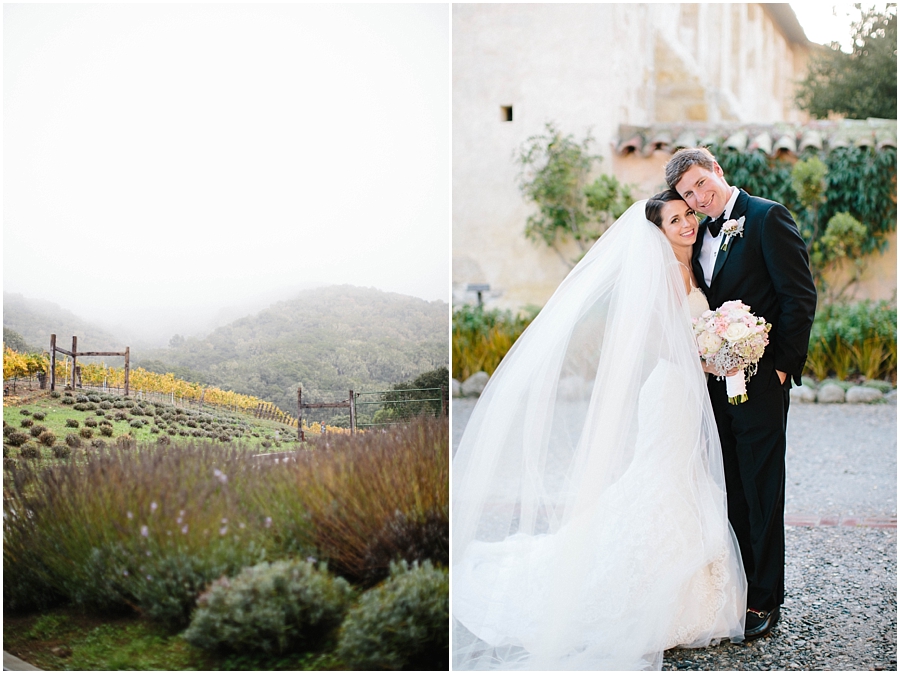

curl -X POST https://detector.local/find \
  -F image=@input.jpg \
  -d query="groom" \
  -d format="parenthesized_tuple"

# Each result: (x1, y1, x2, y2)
(666, 148, 817, 640)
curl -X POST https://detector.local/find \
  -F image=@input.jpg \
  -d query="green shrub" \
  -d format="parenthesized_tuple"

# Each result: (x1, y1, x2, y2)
(19, 409, 31, 416)
(61, 397, 75, 405)
(863, 380, 894, 393)
(80, 428, 94, 440)
(73, 403, 90, 412)
(76, 396, 89, 403)
(132, 545, 268, 629)
(29, 424, 47, 438)
(32, 412, 46, 421)
(100, 402, 113, 410)
(820, 378, 853, 391)
(6, 431, 29, 447)
(806, 301, 897, 382)
(20, 443, 42, 459)
(20, 419, 34, 429)
(336, 561, 448, 671)
(65, 434, 82, 449)
(66, 419, 80, 428)
(3, 444, 9, 458)
(38, 431, 56, 447)
(183, 559, 354, 655)
(88, 395, 102, 403)
(85, 418, 99, 428)
(53, 445, 72, 460)
(50, 391, 61, 399)
(91, 439, 107, 449)
(100, 425, 114, 437)
(453, 304, 539, 380)
(130, 419, 145, 429)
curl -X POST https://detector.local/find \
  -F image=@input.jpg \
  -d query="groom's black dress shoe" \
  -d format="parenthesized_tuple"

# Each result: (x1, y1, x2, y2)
(744, 607, 780, 641)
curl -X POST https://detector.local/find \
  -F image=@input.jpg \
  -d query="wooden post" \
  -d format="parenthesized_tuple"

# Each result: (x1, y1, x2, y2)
(297, 388, 304, 442)
(49, 334, 57, 392)
(124, 346, 130, 396)
(71, 336, 78, 389)
(349, 390, 356, 435)
(440, 384, 447, 417)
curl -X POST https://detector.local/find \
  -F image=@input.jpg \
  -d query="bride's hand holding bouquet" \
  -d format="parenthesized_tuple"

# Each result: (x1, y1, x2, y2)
(693, 299, 771, 404)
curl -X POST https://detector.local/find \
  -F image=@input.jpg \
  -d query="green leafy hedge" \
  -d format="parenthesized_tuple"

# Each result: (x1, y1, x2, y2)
(712, 144, 896, 260)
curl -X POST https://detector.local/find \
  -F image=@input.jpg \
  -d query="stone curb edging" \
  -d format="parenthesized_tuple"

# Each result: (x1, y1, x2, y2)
(451, 377, 898, 403)
(3, 650, 41, 671)
(784, 515, 897, 528)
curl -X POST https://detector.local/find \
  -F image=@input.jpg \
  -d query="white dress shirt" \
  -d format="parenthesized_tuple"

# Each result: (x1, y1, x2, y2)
(699, 186, 740, 287)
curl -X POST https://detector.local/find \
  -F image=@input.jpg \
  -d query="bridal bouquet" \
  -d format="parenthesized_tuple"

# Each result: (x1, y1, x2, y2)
(693, 300, 771, 404)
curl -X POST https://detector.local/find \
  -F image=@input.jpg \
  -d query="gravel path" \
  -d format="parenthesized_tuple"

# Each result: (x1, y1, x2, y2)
(451, 398, 898, 670)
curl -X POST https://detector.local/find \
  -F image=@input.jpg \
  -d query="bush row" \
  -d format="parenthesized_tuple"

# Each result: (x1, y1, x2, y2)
(453, 300, 897, 384)
(3, 419, 448, 667)
(181, 558, 446, 669)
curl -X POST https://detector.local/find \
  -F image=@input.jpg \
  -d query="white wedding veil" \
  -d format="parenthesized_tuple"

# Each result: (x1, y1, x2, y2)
(452, 200, 745, 670)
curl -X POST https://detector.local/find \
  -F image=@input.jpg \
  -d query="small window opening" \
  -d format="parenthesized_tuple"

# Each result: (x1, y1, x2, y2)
(501, 106, 513, 122)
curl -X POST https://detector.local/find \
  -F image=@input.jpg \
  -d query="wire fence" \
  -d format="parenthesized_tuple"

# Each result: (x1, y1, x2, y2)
(355, 386, 448, 428)
(4, 378, 450, 433)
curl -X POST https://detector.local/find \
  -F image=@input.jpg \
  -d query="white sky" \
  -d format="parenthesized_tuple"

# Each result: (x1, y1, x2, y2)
(791, 2, 891, 51)
(4, 3, 449, 342)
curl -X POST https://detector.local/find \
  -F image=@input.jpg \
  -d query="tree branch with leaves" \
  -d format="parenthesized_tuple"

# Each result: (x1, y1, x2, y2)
(515, 122, 634, 268)
(795, 4, 897, 120)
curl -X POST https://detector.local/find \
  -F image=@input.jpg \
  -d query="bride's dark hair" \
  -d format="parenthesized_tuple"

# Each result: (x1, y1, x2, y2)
(645, 189, 685, 228)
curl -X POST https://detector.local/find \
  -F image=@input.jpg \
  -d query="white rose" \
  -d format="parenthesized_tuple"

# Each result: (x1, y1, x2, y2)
(698, 331, 723, 355)
(724, 322, 751, 342)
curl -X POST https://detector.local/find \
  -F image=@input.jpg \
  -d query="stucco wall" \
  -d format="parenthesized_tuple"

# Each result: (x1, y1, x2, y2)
(453, 3, 812, 310)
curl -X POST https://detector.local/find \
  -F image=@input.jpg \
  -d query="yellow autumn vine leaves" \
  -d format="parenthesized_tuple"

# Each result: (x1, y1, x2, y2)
(2, 344, 297, 422)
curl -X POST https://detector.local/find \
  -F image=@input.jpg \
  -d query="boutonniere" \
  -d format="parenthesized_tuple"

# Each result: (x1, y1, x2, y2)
(720, 216, 745, 251)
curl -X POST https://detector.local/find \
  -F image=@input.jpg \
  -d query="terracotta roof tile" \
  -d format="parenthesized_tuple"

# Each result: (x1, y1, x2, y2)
(614, 119, 897, 158)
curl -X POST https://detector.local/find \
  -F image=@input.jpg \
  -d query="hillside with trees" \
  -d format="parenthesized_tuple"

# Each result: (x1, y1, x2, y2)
(137, 285, 448, 413)
(3, 293, 123, 353)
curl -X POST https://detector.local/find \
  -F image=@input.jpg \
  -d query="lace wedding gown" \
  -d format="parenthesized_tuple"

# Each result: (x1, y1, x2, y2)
(452, 202, 746, 671)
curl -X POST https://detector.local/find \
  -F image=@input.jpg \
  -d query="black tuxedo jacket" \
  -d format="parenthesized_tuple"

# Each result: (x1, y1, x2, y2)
(692, 190, 817, 388)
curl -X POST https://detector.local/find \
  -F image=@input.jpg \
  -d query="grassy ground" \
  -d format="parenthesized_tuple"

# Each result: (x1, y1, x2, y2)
(3, 606, 341, 670)
(4, 392, 448, 670)
(3, 388, 304, 467)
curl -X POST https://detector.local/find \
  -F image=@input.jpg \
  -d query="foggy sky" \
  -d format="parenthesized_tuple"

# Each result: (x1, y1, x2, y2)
(790, 2, 885, 51)
(4, 4, 449, 344)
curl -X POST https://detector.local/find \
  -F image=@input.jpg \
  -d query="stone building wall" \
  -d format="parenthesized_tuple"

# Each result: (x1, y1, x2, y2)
(453, 3, 812, 310)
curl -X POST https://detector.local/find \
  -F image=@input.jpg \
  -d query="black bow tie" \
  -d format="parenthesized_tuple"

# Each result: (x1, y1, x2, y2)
(706, 215, 725, 238)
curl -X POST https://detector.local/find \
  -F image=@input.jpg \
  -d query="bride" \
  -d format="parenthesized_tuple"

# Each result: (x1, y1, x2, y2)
(452, 191, 747, 670)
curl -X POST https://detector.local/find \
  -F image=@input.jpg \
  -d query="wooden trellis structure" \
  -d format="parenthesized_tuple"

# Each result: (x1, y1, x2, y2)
(297, 387, 356, 441)
(49, 334, 130, 395)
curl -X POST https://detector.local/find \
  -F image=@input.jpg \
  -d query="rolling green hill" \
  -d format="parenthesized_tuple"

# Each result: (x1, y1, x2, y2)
(137, 285, 448, 412)
(4, 293, 124, 353)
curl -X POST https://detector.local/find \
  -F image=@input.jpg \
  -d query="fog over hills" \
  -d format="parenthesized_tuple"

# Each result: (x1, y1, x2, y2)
(4, 286, 449, 412)
(3, 292, 124, 353)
